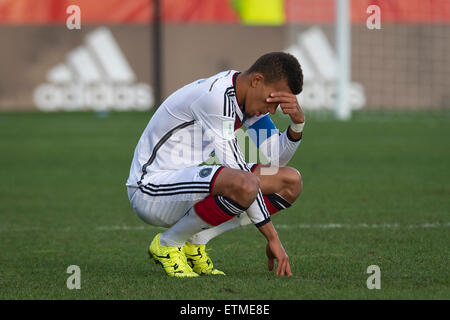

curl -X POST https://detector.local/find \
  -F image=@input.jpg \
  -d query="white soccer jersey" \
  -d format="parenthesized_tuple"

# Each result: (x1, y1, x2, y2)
(126, 70, 301, 225)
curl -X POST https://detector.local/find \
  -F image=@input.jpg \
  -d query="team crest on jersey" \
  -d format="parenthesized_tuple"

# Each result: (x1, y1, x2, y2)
(222, 120, 234, 139)
(199, 167, 213, 178)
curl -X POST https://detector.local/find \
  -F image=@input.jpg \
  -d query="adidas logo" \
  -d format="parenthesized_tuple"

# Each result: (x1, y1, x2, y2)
(33, 27, 154, 111)
(285, 27, 366, 110)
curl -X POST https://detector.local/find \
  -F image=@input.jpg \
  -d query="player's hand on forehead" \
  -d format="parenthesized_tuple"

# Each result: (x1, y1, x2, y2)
(266, 91, 296, 101)
(266, 91, 305, 124)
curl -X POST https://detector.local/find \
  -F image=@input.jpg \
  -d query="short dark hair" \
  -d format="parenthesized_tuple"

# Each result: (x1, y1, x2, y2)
(246, 52, 303, 95)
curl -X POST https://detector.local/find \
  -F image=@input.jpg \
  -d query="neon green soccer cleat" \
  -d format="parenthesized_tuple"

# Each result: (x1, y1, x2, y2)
(183, 242, 226, 276)
(149, 233, 199, 278)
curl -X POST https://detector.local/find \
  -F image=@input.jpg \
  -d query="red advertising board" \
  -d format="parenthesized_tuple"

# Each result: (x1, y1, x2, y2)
(1, 0, 449, 24)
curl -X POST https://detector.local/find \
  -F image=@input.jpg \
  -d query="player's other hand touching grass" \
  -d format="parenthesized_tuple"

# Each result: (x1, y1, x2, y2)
(259, 221, 293, 276)
(266, 240, 292, 276)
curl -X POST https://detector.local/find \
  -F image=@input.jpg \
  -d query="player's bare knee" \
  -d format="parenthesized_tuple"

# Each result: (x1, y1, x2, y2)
(282, 167, 302, 200)
(229, 172, 259, 206)
(238, 172, 259, 199)
(244, 172, 260, 197)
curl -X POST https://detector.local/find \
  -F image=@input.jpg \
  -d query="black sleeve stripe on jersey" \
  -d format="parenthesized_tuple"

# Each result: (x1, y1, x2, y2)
(138, 120, 195, 185)
(228, 91, 236, 118)
(228, 140, 245, 171)
(228, 139, 246, 171)
(228, 93, 236, 119)
(256, 190, 271, 219)
(231, 138, 251, 171)
(254, 217, 271, 228)
(224, 87, 235, 117)
(223, 90, 228, 117)
(223, 87, 229, 117)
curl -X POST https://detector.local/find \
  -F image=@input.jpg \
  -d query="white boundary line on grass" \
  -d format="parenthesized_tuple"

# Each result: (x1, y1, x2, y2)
(275, 222, 450, 229)
(1, 222, 449, 233)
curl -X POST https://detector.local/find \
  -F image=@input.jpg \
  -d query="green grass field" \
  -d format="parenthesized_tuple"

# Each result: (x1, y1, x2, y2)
(1, 110, 449, 299)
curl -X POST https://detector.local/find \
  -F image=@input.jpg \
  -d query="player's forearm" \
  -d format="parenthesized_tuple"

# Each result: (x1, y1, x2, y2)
(257, 221, 279, 242)
(277, 128, 302, 166)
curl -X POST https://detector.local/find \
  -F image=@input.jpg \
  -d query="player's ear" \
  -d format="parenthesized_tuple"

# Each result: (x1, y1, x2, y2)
(250, 72, 264, 88)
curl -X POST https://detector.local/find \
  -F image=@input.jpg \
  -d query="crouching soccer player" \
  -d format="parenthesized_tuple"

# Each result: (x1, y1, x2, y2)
(126, 52, 304, 277)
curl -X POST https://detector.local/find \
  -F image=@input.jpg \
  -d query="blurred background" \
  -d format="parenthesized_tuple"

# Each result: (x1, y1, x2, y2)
(0, 0, 449, 115)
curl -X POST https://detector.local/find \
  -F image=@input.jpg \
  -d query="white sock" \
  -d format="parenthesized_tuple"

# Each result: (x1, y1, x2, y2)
(159, 207, 212, 247)
(188, 212, 252, 245)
